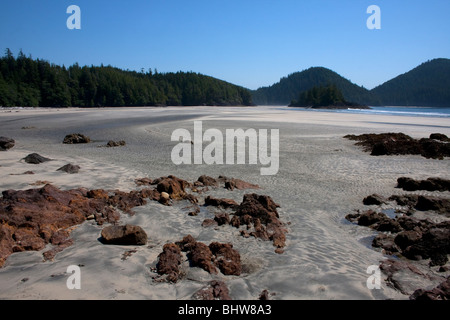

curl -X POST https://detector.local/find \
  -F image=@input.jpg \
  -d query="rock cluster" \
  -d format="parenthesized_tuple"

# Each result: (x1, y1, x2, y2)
(346, 177, 450, 299)
(396, 177, 450, 192)
(0, 184, 162, 267)
(156, 235, 242, 283)
(0, 172, 283, 300)
(344, 133, 450, 159)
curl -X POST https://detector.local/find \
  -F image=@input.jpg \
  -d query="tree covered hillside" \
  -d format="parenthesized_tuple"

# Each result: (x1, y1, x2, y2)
(370, 58, 450, 107)
(252, 67, 373, 106)
(0, 49, 252, 108)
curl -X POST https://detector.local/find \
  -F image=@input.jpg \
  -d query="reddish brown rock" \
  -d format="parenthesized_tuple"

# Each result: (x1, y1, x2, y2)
(156, 243, 183, 283)
(188, 242, 217, 274)
(155, 175, 191, 200)
(0, 183, 161, 267)
(209, 242, 241, 276)
(233, 194, 286, 250)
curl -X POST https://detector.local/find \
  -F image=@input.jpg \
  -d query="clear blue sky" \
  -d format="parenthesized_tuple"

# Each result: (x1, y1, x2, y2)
(1, 0, 449, 90)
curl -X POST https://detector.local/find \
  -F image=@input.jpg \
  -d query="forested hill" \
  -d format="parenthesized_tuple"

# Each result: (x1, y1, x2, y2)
(253, 59, 450, 108)
(252, 67, 372, 106)
(0, 50, 252, 107)
(370, 58, 450, 108)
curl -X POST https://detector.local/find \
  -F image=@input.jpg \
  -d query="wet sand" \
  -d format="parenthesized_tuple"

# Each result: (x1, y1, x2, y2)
(0, 106, 449, 300)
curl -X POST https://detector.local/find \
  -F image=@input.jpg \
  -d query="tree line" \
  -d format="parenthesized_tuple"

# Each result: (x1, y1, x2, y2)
(0, 49, 252, 108)
(289, 84, 348, 107)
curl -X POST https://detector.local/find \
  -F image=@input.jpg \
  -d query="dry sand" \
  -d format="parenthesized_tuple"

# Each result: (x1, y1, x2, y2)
(0, 106, 449, 300)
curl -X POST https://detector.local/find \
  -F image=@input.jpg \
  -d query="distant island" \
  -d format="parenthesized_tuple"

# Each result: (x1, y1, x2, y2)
(289, 85, 369, 109)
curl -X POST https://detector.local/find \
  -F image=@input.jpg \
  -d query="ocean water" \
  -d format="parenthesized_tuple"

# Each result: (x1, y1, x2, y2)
(290, 106, 450, 118)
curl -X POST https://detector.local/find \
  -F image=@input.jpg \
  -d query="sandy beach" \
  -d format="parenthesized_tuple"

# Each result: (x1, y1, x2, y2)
(0, 106, 449, 300)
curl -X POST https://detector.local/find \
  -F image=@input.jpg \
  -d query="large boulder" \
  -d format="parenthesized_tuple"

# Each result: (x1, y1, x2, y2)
(100, 225, 148, 245)
(0, 137, 15, 151)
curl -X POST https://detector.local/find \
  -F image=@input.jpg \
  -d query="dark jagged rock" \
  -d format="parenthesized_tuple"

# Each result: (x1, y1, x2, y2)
(156, 243, 182, 283)
(188, 241, 217, 274)
(374, 218, 402, 233)
(415, 196, 450, 216)
(357, 210, 387, 227)
(100, 225, 147, 245)
(402, 226, 450, 266)
(57, 164, 80, 174)
(394, 230, 423, 250)
(23, 153, 52, 164)
(389, 194, 419, 207)
(106, 140, 126, 147)
(410, 277, 450, 300)
(233, 194, 286, 251)
(372, 234, 398, 254)
(258, 289, 270, 300)
(344, 133, 450, 159)
(363, 194, 386, 206)
(397, 177, 450, 192)
(193, 280, 231, 300)
(63, 133, 91, 144)
(429, 133, 449, 142)
(0, 137, 15, 151)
